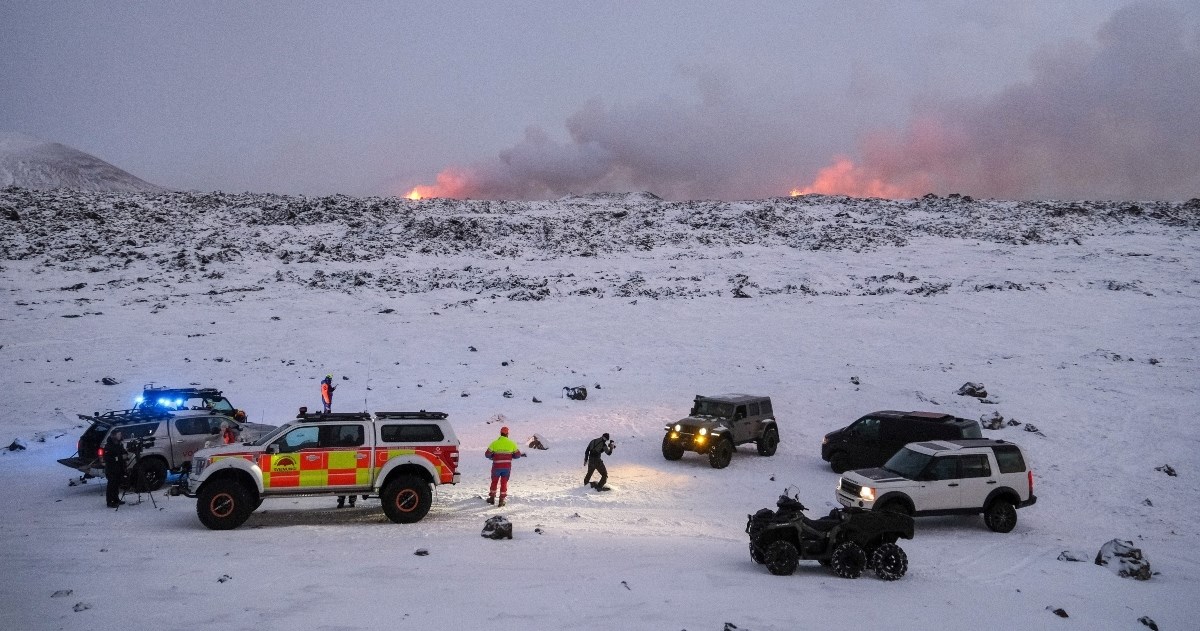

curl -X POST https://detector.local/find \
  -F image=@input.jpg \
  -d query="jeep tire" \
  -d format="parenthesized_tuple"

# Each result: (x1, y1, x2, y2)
(984, 499, 1017, 533)
(709, 437, 734, 469)
(756, 426, 779, 457)
(871, 542, 908, 580)
(763, 540, 799, 576)
(661, 435, 684, 461)
(831, 541, 867, 579)
(196, 478, 253, 530)
(132, 457, 168, 492)
(381, 475, 432, 524)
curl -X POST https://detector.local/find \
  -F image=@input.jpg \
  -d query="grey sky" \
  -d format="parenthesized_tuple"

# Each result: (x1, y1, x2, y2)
(2, 1, 1195, 200)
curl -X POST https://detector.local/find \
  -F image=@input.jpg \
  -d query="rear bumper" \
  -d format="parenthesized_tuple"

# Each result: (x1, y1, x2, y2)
(58, 456, 104, 478)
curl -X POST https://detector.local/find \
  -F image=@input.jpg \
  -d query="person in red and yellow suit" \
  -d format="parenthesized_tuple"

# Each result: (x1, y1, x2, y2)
(320, 374, 336, 413)
(484, 426, 525, 507)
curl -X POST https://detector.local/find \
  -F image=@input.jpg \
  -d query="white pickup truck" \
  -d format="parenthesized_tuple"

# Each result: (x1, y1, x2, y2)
(184, 410, 460, 529)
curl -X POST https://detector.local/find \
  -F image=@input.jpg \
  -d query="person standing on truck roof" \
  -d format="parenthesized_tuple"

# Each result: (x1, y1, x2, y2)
(485, 426, 525, 507)
(103, 429, 127, 508)
(320, 374, 336, 413)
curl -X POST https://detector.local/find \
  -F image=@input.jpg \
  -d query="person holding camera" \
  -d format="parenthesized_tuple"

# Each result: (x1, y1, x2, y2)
(103, 429, 128, 508)
(584, 433, 615, 491)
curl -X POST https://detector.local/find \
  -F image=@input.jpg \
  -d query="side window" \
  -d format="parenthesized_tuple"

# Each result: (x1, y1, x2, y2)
(760, 400, 772, 415)
(381, 424, 445, 443)
(175, 417, 209, 436)
(276, 426, 319, 453)
(855, 417, 881, 440)
(319, 424, 364, 448)
(960, 454, 991, 478)
(992, 446, 1026, 474)
(926, 457, 959, 480)
(207, 417, 228, 434)
(123, 423, 158, 440)
(207, 398, 234, 413)
(747, 402, 761, 417)
(735, 405, 747, 419)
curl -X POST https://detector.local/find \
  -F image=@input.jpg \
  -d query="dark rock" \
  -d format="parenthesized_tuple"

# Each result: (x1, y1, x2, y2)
(1154, 464, 1176, 477)
(1057, 550, 1086, 562)
(563, 386, 587, 401)
(7, 438, 27, 451)
(502, 390, 513, 399)
(468, 346, 477, 352)
(50, 589, 72, 598)
(100, 377, 119, 385)
(501, 361, 509, 366)
(531, 396, 541, 403)
(1095, 539, 1152, 580)
(1047, 607, 1068, 618)
(1143, 498, 1153, 507)
(413, 548, 429, 556)
(850, 376, 859, 385)
(72, 602, 92, 612)
(341, 375, 349, 380)
(61, 282, 86, 291)
(1024, 423, 1044, 435)
(981, 412, 1004, 430)
(1006, 419, 1022, 427)
(1139, 616, 1159, 630)
(527, 434, 547, 450)
(217, 574, 232, 583)
(379, 308, 394, 314)
(956, 382, 988, 398)
(481, 515, 513, 540)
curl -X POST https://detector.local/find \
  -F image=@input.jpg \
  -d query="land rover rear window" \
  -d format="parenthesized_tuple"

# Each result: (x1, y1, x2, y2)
(381, 424, 445, 443)
(993, 445, 1026, 473)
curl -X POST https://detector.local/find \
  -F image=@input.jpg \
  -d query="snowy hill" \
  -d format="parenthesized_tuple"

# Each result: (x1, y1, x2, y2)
(0, 188, 1197, 630)
(0, 132, 162, 193)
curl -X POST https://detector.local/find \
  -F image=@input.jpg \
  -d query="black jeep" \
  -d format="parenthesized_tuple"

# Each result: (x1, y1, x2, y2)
(746, 488, 915, 579)
(662, 394, 779, 468)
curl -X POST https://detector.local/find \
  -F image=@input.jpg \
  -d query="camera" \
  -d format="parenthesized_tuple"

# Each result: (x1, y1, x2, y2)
(125, 436, 155, 454)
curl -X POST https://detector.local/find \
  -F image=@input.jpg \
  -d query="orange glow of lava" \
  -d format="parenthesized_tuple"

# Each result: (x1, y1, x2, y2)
(400, 168, 475, 201)
(789, 157, 919, 199)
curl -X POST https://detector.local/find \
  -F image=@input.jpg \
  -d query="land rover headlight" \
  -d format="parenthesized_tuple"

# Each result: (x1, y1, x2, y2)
(698, 428, 708, 436)
(859, 486, 876, 502)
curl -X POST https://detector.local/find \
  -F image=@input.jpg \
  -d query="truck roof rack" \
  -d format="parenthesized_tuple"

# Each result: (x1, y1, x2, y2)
(374, 411, 448, 420)
(77, 407, 175, 425)
(296, 412, 372, 422)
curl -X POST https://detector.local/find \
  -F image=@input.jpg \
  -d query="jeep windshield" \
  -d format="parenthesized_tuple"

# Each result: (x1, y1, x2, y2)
(882, 447, 933, 479)
(690, 400, 735, 418)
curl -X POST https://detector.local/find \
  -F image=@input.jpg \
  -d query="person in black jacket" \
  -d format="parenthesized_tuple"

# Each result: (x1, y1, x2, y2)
(584, 433, 614, 490)
(103, 429, 128, 508)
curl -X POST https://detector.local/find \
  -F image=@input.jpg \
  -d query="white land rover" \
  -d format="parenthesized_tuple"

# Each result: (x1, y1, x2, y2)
(836, 439, 1036, 533)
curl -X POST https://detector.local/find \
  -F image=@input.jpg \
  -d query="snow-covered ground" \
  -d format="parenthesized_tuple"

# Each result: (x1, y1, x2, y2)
(1, 189, 1198, 630)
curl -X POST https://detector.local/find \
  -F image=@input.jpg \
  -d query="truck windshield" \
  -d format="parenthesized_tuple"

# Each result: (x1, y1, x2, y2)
(882, 448, 933, 479)
(691, 400, 734, 418)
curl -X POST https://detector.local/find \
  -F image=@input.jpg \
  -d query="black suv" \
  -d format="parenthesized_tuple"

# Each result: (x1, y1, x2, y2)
(662, 394, 779, 468)
(821, 411, 981, 473)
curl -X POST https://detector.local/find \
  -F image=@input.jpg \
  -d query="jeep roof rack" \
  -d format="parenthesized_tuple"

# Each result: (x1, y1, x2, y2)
(375, 411, 449, 420)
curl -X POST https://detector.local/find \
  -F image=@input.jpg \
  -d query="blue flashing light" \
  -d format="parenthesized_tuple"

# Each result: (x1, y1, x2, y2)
(158, 398, 171, 407)
(174, 398, 184, 408)
(134, 395, 145, 404)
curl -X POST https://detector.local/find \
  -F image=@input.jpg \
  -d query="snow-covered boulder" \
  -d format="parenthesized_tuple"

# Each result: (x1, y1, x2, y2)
(1095, 539, 1152, 580)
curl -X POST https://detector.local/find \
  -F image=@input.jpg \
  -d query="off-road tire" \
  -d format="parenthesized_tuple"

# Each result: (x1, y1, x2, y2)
(661, 435, 685, 461)
(381, 475, 432, 524)
(763, 540, 799, 576)
(880, 499, 912, 516)
(829, 452, 850, 474)
(830, 541, 867, 579)
(871, 543, 908, 580)
(756, 426, 779, 457)
(708, 438, 734, 469)
(749, 543, 765, 564)
(132, 458, 168, 492)
(196, 478, 252, 530)
(984, 499, 1017, 533)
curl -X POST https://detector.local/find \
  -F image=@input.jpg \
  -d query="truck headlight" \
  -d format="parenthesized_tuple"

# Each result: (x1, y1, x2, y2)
(859, 486, 876, 502)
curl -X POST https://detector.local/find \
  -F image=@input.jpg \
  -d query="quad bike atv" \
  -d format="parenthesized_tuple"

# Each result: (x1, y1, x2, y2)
(746, 488, 914, 580)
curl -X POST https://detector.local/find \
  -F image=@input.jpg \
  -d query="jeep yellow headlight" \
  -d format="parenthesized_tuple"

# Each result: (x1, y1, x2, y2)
(695, 435, 706, 445)
(669, 431, 679, 439)
(859, 486, 875, 502)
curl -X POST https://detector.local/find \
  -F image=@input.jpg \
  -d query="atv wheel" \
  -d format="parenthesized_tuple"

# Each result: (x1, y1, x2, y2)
(381, 475, 432, 524)
(756, 426, 779, 457)
(132, 458, 168, 492)
(661, 434, 684, 461)
(984, 499, 1017, 533)
(829, 452, 850, 474)
(708, 438, 733, 469)
(871, 543, 908, 580)
(196, 479, 252, 530)
(830, 541, 867, 579)
(763, 540, 799, 576)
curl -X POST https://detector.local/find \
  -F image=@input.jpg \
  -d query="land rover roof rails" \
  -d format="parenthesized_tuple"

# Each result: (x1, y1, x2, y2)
(374, 411, 448, 420)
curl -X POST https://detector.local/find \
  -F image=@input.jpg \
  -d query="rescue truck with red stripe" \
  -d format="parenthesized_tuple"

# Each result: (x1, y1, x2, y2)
(184, 410, 460, 529)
